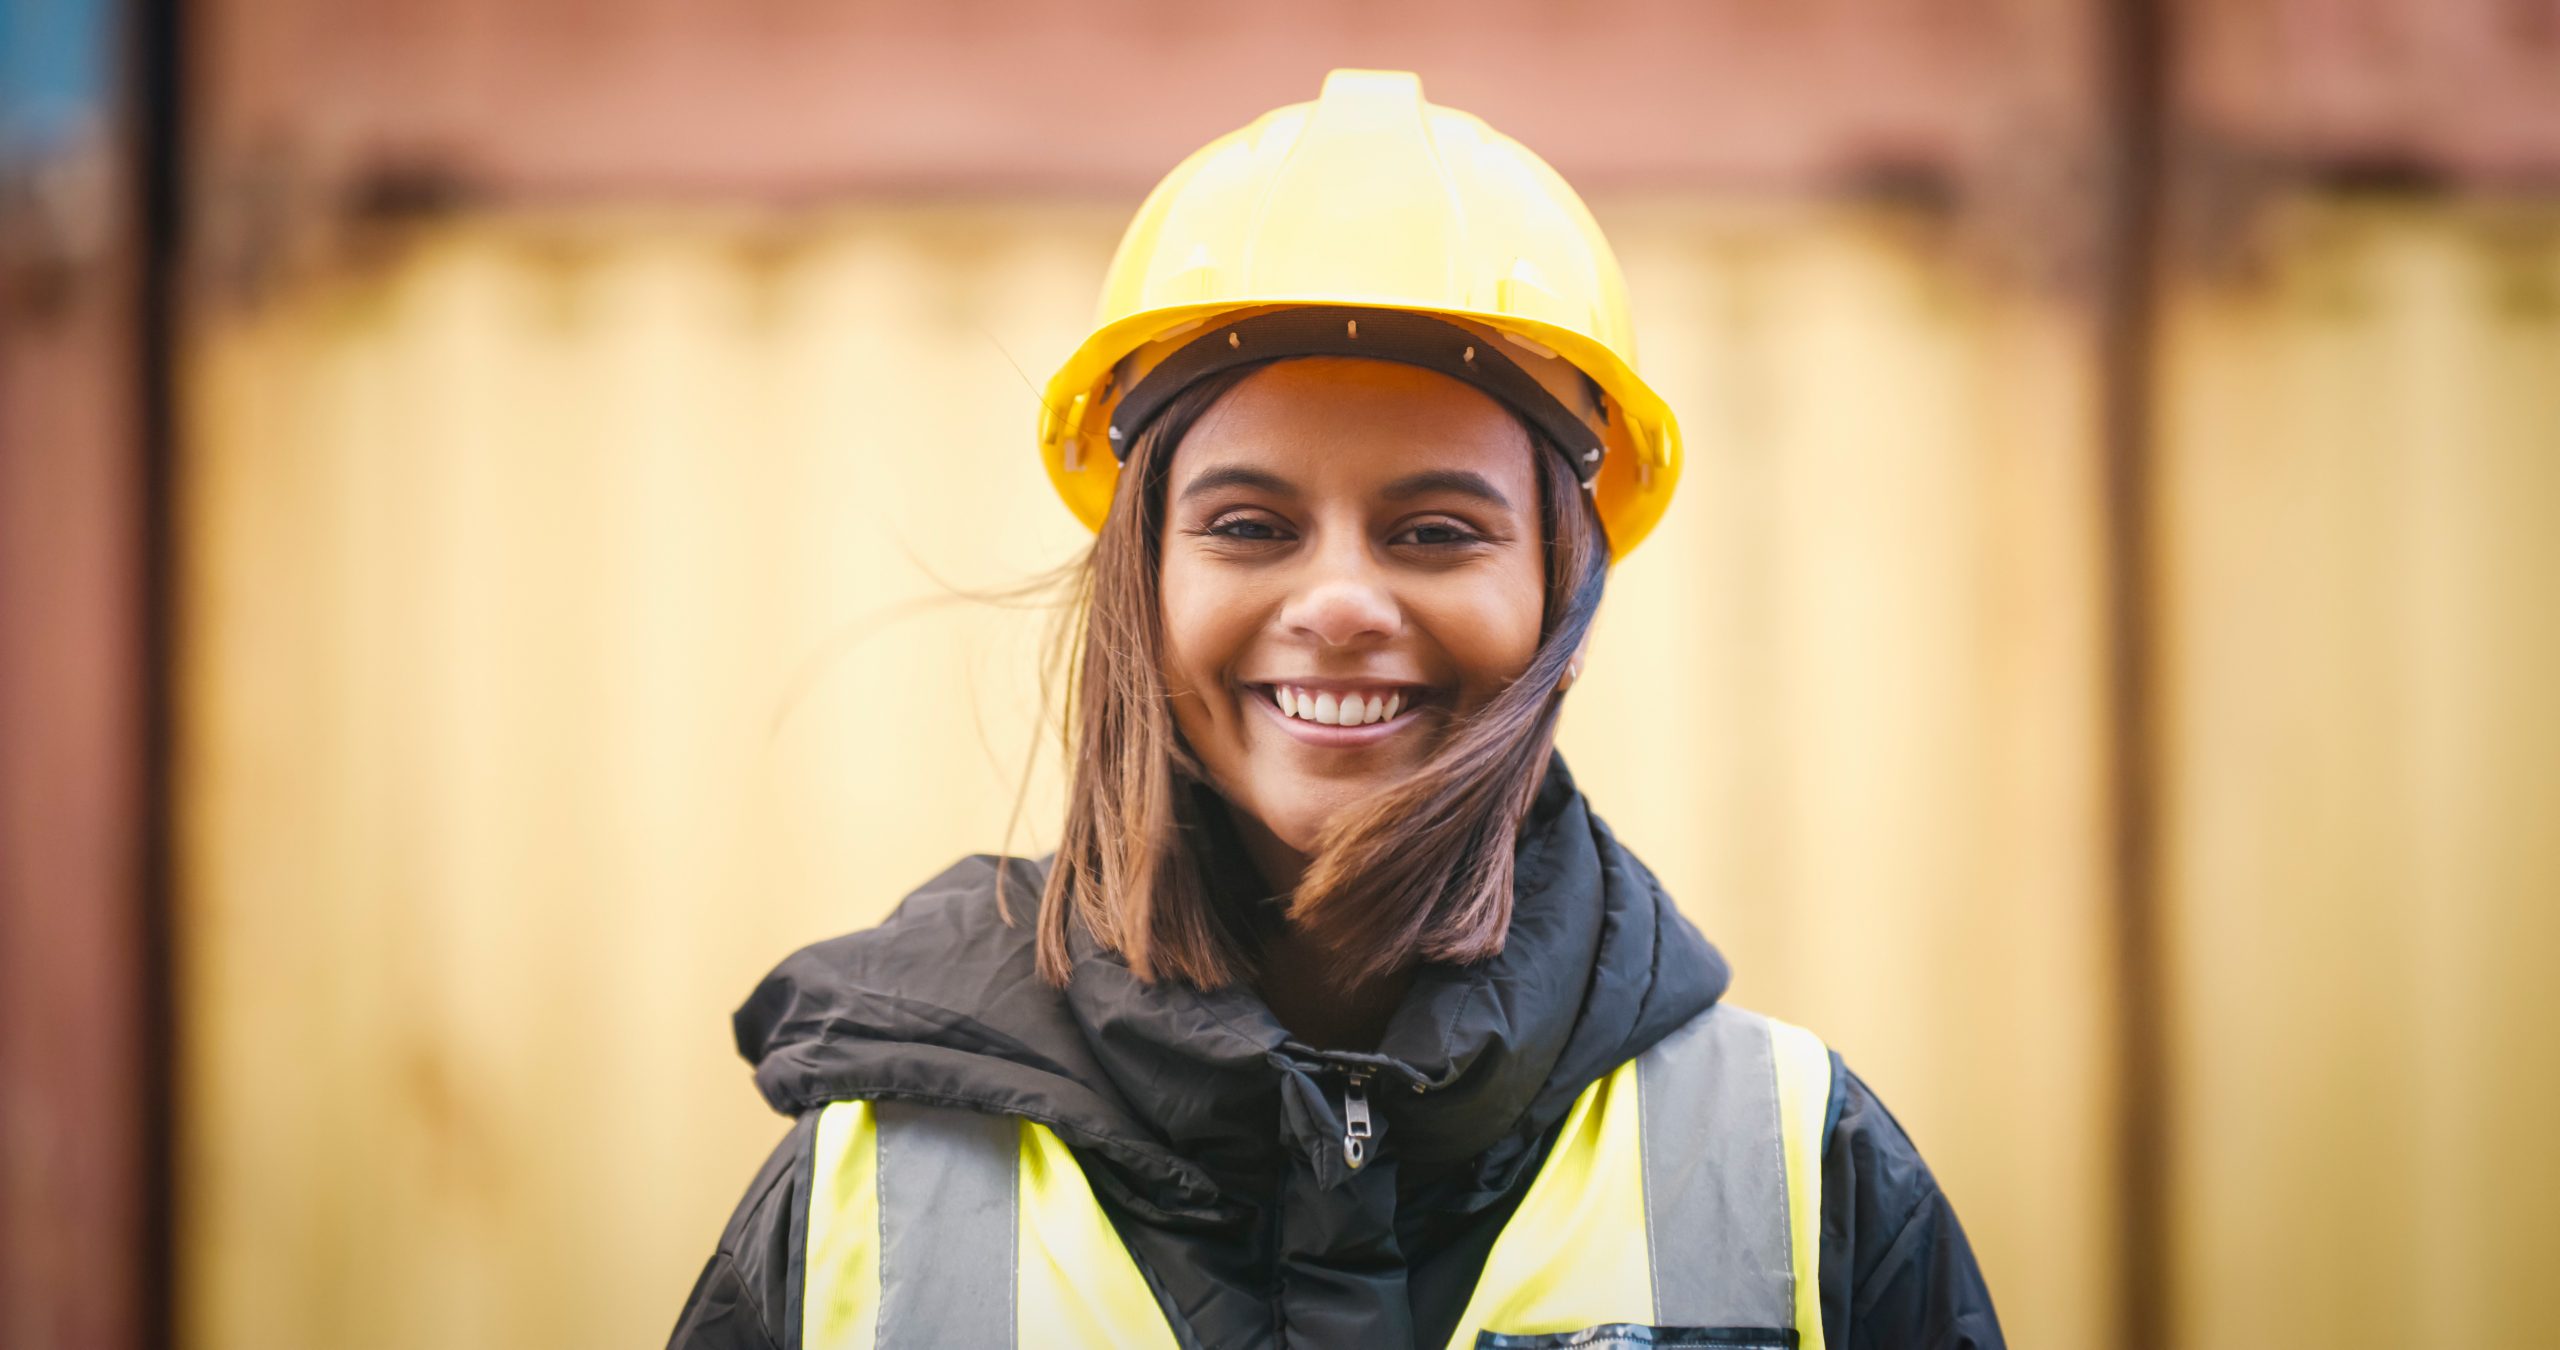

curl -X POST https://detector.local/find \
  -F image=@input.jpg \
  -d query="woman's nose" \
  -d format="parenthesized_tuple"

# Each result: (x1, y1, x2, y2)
(1279, 568, 1402, 648)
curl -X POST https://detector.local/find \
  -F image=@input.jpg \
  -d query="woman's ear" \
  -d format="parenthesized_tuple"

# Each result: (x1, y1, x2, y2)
(1555, 632, 1593, 693)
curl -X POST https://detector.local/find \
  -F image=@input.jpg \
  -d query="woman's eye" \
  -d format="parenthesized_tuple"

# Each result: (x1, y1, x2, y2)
(1398, 521, 1481, 547)
(1204, 515, 1285, 542)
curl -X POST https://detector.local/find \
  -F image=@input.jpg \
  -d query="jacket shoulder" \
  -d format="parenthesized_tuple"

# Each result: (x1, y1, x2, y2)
(735, 853, 1048, 1045)
(895, 851, 1050, 918)
(666, 1112, 818, 1350)
(852, 851, 1052, 954)
(1818, 1061, 2006, 1349)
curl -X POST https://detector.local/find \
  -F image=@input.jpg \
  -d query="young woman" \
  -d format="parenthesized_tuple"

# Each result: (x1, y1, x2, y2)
(670, 70, 2002, 1350)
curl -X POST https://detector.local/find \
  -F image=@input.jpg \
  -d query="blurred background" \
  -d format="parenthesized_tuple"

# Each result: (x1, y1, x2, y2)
(4, 2, 2556, 1348)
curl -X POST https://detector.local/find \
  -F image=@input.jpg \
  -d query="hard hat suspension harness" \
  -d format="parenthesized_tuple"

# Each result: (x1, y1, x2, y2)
(1103, 306, 1610, 489)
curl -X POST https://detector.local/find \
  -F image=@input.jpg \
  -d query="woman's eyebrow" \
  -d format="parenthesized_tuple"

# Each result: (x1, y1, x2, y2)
(1379, 469, 1513, 511)
(1177, 465, 1298, 503)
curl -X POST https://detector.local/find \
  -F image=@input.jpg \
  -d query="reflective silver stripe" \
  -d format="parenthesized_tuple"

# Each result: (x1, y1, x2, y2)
(873, 1102, 1017, 1349)
(1636, 1004, 1795, 1329)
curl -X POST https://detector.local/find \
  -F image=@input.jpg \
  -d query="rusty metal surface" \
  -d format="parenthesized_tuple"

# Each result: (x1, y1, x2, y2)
(0, 194, 151, 1350)
(2180, 0, 2560, 183)
(190, 0, 2095, 199)
(3, 0, 176, 1346)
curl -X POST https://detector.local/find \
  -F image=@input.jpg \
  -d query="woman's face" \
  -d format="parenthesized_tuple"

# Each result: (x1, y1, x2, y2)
(1157, 357, 1548, 861)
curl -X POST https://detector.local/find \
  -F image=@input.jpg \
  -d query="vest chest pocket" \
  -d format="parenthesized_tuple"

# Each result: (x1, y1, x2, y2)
(1474, 1326, 1797, 1349)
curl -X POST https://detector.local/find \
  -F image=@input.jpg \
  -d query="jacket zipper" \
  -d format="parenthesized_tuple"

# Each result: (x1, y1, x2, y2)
(1340, 1069, 1374, 1169)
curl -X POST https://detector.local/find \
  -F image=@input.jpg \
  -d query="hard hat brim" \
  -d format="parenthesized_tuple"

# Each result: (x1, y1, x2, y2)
(1039, 299, 1680, 560)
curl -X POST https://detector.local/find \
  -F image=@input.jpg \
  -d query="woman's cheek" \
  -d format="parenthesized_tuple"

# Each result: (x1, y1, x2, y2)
(1159, 574, 1247, 726)
(1425, 594, 1543, 705)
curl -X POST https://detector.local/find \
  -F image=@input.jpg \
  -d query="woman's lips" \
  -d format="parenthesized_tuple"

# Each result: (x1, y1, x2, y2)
(1244, 683, 1428, 747)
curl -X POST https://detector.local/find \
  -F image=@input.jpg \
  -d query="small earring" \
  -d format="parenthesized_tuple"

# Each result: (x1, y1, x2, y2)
(1557, 658, 1582, 693)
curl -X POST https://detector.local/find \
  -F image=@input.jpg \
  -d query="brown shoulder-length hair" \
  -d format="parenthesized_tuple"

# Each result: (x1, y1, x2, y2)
(1006, 358, 1611, 990)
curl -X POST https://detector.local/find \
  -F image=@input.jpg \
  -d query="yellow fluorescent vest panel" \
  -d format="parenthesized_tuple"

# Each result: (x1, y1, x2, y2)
(1770, 1020, 1832, 1350)
(804, 1103, 882, 1350)
(1016, 1121, 1182, 1350)
(1444, 1061, 1657, 1344)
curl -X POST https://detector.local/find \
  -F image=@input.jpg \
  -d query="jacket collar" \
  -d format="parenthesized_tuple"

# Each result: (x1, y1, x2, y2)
(733, 750, 1728, 1224)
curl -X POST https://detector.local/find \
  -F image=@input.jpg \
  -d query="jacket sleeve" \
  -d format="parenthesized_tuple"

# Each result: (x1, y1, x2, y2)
(1816, 1056, 2006, 1350)
(667, 1113, 817, 1350)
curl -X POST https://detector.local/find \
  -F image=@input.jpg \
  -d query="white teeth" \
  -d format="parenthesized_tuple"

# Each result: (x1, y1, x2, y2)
(1272, 686, 1412, 726)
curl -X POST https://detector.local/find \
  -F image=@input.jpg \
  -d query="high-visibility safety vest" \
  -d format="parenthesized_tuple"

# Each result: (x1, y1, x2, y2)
(798, 1003, 1831, 1350)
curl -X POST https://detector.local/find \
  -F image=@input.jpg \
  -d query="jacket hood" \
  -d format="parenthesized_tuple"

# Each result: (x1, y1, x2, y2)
(731, 750, 1729, 1232)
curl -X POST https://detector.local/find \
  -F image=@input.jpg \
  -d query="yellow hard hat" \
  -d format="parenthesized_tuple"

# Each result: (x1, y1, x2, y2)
(1037, 68, 1680, 560)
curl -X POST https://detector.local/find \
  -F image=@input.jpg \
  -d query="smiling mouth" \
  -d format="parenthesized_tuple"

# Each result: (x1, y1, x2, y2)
(1249, 683, 1433, 729)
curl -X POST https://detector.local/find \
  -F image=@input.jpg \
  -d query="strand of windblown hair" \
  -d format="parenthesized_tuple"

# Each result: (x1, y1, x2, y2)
(1287, 449, 1611, 985)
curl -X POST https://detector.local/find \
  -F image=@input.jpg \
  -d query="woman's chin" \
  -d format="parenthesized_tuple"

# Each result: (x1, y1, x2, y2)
(1264, 819, 1327, 857)
(1246, 782, 1383, 853)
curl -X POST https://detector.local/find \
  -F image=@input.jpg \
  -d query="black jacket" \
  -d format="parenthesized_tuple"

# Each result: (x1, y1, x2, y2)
(670, 753, 2003, 1349)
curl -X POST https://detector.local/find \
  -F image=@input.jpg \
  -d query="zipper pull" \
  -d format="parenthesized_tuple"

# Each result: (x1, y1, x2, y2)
(1341, 1070, 1374, 1169)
